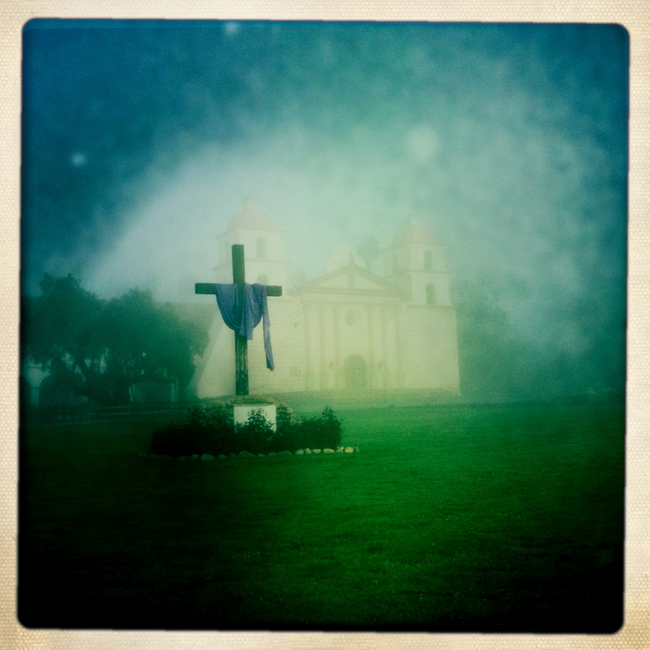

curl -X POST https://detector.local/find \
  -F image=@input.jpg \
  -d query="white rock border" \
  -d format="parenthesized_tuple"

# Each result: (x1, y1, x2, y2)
(139, 446, 360, 460)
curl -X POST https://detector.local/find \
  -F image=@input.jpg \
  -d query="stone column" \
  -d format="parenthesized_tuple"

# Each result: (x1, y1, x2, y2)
(304, 302, 313, 390)
(381, 306, 389, 388)
(319, 305, 327, 390)
(333, 306, 341, 389)
(366, 304, 375, 389)
(394, 306, 403, 388)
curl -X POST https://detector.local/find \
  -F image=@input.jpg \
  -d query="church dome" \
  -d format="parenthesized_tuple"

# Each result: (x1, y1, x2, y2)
(228, 199, 276, 231)
(391, 218, 437, 247)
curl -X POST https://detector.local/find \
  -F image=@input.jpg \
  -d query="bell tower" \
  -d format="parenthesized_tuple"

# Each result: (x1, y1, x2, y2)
(381, 217, 453, 306)
(215, 199, 288, 289)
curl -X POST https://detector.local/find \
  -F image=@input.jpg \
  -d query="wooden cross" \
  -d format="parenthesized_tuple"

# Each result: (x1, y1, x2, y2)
(195, 244, 282, 396)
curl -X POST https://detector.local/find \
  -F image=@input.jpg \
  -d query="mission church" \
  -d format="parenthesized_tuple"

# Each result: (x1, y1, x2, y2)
(192, 200, 460, 398)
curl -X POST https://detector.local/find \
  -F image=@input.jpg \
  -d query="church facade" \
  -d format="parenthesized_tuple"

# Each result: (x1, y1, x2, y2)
(192, 201, 460, 398)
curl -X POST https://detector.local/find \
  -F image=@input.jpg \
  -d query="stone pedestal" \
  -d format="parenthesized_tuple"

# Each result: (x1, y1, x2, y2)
(233, 404, 277, 431)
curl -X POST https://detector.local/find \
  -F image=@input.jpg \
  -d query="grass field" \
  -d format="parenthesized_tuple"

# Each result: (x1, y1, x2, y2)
(19, 400, 624, 632)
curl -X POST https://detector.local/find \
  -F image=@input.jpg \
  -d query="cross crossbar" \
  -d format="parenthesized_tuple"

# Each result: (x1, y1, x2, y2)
(194, 283, 282, 296)
(195, 244, 282, 396)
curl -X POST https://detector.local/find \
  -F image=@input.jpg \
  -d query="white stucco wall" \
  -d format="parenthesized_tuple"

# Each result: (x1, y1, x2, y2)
(193, 215, 460, 399)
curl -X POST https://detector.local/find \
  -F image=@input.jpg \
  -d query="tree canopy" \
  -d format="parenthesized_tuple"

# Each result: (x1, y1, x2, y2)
(454, 276, 625, 401)
(22, 275, 208, 405)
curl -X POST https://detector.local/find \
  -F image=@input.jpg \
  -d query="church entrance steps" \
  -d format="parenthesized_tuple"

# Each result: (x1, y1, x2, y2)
(265, 389, 461, 412)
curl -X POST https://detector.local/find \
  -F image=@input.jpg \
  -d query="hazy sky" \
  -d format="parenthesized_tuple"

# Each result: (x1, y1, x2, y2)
(22, 20, 627, 365)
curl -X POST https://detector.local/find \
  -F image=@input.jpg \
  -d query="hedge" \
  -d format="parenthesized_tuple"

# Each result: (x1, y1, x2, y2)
(150, 399, 342, 457)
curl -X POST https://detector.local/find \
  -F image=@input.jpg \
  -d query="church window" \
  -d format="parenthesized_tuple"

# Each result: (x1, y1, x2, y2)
(426, 283, 436, 305)
(345, 310, 356, 326)
(257, 273, 268, 285)
(424, 250, 433, 271)
(256, 236, 267, 259)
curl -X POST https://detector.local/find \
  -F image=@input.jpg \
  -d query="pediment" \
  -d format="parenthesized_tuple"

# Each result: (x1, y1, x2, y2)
(324, 241, 367, 273)
(297, 265, 400, 296)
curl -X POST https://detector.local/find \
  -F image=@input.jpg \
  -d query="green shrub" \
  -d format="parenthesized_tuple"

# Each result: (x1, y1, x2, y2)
(276, 403, 299, 432)
(296, 406, 343, 450)
(149, 402, 343, 457)
(150, 423, 209, 457)
(269, 406, 343, 452)
(235, 408, 275, 455)
(187, 401, 233, 430)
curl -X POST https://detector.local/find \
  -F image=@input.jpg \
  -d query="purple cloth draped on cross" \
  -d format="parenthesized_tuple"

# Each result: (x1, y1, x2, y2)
(214, 283, 275, 371)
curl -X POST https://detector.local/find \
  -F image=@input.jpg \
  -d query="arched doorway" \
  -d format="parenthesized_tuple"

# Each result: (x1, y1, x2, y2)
(344, 355, 367, 390)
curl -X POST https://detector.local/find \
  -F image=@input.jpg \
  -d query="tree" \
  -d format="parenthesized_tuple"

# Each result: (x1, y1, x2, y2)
(22, 274, 107, 402)
(22, 275, 208, 405)
(454, 276, 529, 400)
(100, 289, 208, 403)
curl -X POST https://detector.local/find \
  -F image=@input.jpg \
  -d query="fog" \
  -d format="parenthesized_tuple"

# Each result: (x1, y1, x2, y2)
(22, 21, 627, 399)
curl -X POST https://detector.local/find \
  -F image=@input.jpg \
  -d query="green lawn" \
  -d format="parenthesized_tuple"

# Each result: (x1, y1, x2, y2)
(19, 400, 624, 631)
